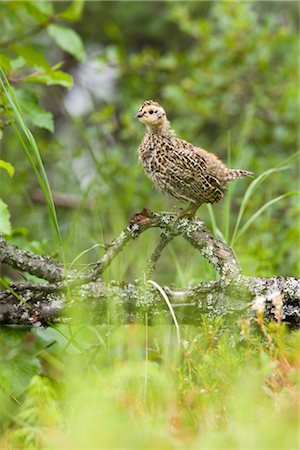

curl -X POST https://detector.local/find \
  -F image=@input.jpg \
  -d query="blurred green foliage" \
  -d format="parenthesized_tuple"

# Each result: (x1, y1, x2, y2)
(0, 2, 299, 447)
(1, 322, 299, 449)
(0, 0, 298, 278)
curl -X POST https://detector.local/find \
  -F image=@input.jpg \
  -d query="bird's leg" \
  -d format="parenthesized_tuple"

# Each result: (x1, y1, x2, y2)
(160, 203, 202, 222)
(176, 202, 202, 220)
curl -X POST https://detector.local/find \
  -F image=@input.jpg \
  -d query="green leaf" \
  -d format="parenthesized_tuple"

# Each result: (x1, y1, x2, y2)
(0, 54, 12, 71)
(60, 0, 85, 22)
(29, 0, 53, 16)
(10, 56, 25, 71)
(47, 24, 86, 62)
(0, 199, 12, 235)
(16, 89, 54, 132)
(24, 1, 54, 23)
(26, 68, 73, 89)
(0, 356, 41, 397)
(0, 327, 28, 347)
(0, 159, 15, 177)
(12, 45, 50, 69)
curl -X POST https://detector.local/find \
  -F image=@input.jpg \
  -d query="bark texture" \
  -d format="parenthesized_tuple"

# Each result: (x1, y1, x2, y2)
(0, 210, 299, 328)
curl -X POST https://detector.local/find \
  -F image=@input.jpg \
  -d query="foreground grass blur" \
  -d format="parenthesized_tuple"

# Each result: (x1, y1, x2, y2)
(1, 318, 299, 449)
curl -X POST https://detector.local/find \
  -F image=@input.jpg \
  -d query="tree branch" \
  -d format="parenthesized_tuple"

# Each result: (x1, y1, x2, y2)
(0, 276, 299, 328)
(0, 210, 299, 328)
(146, 230, 175, 278)
(0, 235, 64, 282)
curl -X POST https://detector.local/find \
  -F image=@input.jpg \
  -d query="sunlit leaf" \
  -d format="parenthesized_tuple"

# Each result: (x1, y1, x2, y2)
(47, 24, 86, 62)
(16, 89, 54, 132)
(26, 69, 73, 89)
(60, 0, 85, 22)
(12, 45, 50, 69)
(24, 1, 53, 23)
(0, 198, 12, 235)
(0, 54, 12, 71)
(0, 159, 15, 177)
(10, 56, 25, 71)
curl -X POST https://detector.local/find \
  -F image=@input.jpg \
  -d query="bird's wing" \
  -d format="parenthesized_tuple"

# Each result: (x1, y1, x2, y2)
(170, 146, 222, 186)
(164, 144, 224, 202)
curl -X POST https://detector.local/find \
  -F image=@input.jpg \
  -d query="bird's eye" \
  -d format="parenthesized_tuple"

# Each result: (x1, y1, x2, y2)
(149, 110, 154, 114)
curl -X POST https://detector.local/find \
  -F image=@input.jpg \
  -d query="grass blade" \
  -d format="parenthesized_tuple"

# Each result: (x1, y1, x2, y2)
(231, 168, 281, 246)
(230, 162, 296, 247)
(0, 67, 63, 256)
(206, 204, 225, 241)
(235, 191, 300, 243)
(148, 279, 181, 348)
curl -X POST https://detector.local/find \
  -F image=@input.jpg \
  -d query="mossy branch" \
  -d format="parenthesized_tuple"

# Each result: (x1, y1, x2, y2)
(0, 210, 299, 328)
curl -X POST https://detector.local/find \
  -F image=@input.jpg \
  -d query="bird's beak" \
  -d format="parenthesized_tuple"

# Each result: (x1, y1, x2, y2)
(135, 111, 143, 118)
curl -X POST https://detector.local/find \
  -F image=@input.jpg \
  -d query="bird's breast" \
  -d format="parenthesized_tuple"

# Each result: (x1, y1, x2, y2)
(139, 134, 166, 167)
(138, 135, 174, 191)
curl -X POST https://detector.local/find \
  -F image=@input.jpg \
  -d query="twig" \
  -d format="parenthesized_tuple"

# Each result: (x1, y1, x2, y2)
(0, 210, 299, 328)
(145, 231, 175, 278)
(0, 235, 64, 282)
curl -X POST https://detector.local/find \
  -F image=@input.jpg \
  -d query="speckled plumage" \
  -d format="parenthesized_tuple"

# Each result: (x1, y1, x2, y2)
(136, 100, 252, 216)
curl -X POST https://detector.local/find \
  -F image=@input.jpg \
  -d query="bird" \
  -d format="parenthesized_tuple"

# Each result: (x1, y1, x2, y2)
(136, 100, 253, 217)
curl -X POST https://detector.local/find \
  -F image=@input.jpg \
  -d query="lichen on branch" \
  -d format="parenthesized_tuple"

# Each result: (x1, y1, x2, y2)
(0, 210, 299, 328)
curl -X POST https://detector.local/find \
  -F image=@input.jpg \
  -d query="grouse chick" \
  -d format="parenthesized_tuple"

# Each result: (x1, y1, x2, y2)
(136, 100, 252, 217)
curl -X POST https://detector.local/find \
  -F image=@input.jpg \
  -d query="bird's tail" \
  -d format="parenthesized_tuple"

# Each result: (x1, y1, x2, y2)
(225, 169, 254, 181)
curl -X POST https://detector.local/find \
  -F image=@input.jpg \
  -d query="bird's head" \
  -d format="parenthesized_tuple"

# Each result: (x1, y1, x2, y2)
(136, 100, 169, 129)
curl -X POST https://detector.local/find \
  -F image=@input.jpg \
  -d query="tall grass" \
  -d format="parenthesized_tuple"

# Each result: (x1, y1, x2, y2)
(2, 321, 299, 449)
(207, 148, 300, 249)
(0, 68, 64, 260)
(232, 152, 300, 245)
